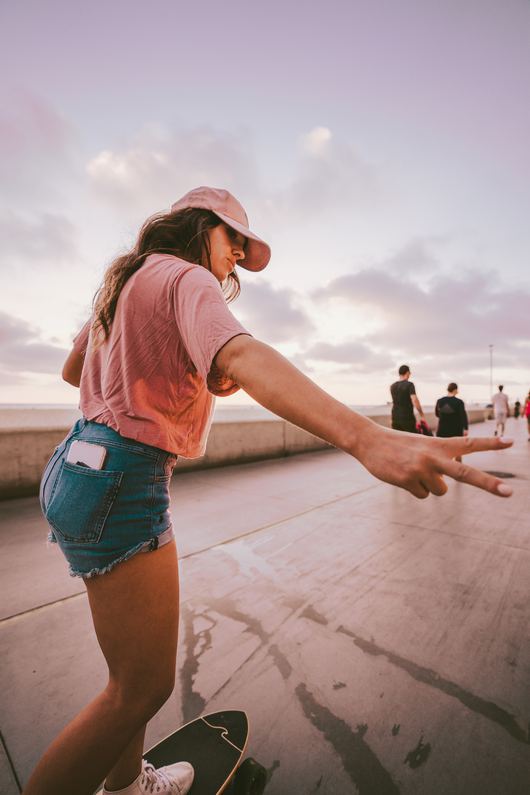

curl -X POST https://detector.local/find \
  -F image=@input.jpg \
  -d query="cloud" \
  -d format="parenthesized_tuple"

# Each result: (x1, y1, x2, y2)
(0, 369, 30, 387)
(0, 92, 72, 160)
(301, 126, 333, 156)
(314, 241, 530, 378)
(304, 340, 394, 373)
(233, 278, 315, 344)
(270, 125, 381, 220)
(85, 122, 382, 239)
(0, 211, 80, 271)
(0, 92, 78, 207)
(380, 237, 443, 276)
(86, 124, 260, 221)
(0, 311, 67, 374)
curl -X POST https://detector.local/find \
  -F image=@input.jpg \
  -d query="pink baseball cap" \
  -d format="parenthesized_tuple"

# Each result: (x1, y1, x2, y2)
(170, 186, 271, 272)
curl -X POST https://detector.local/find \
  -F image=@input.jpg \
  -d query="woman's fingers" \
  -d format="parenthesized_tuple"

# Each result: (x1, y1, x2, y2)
(425, 475, 448, 497)
(409, 480, 430, 499)
(369, 429, 513, 499)
(438, 457, 513, 497)
(406, 474, 448, 499)
(440, 435, 513, 457)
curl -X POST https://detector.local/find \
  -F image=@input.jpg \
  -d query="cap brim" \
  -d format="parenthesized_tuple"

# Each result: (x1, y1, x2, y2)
(214, 211, 271, 272)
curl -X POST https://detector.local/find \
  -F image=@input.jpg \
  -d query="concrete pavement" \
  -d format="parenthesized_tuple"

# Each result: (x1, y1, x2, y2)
(1, 418, 529, 794)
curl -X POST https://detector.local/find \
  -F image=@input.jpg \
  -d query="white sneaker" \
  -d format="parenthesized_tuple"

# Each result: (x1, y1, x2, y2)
(102, 759, 194, 794)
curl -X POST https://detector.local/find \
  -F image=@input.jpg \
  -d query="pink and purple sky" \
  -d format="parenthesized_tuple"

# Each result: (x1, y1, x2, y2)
(1, 0, 529, 407)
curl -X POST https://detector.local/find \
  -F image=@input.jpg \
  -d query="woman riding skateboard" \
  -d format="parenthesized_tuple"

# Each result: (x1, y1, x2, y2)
(26, 186, 513, 795)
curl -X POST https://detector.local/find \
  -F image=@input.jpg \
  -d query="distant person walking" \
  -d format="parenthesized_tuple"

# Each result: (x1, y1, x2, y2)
(524, 391, 530, 440)
(491, 385, 510, 437)
(514, 400, 521, 419)
(390, 365, 426, 433)
(435, 383, 469, 462)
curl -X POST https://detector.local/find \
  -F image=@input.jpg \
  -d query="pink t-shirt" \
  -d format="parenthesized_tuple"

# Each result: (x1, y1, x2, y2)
(73, 254, 250, 457)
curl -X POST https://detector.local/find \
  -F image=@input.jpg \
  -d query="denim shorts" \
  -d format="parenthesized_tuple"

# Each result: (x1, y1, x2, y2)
(39, 418, 178, 578)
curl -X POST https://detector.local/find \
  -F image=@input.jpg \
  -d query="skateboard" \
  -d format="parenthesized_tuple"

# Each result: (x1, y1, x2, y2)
(144, 710, 267, 794)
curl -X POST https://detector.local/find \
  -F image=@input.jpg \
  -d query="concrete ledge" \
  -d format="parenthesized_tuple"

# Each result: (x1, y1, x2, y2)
(173, 418, 331, 475)
(0, 409, 487, 500)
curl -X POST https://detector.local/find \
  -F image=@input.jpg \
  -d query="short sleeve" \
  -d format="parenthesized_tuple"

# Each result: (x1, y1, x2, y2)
(172, 265, 251, 391)
(408, 381, 416, 396)
(72, 319, 91, 355)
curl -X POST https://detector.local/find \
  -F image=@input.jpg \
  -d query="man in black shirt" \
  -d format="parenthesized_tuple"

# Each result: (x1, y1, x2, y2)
(390, 364, 426, 432)
(435, 382, 469, 462)
(435, 383, 468, 439)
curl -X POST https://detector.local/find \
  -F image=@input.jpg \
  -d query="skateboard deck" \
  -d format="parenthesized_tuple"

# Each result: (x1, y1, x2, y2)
(144, 710, 266, 794)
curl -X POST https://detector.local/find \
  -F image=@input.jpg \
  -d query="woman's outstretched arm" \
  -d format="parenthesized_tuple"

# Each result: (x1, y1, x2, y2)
(62, 348, 85, 387)
(214, 335, 513, 499)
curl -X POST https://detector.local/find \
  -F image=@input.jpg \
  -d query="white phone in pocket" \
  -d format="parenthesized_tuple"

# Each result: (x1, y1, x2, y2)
(66, 440, 107, 470)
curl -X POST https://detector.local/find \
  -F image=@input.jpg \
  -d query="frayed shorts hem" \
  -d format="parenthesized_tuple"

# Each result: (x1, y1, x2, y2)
(48, 526, 176, 579)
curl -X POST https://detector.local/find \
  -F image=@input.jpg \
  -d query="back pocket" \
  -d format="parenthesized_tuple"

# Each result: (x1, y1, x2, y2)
(45, 461, 123, 544)
(39, 445, 62, 514)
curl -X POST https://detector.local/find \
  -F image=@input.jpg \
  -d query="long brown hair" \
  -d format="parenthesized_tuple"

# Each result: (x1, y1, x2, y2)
(91, 208, 241, 349)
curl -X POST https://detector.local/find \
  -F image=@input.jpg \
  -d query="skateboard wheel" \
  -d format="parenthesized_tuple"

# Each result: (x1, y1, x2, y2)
(234, 757, 267, 794)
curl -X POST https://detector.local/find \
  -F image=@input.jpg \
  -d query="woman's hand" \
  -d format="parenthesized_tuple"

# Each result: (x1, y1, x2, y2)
(354, 424, 513, 499)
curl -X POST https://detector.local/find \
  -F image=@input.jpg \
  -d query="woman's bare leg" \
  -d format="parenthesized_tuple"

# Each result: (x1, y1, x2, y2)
(23, 540, 179, 795)
(103, 726, 147, 791)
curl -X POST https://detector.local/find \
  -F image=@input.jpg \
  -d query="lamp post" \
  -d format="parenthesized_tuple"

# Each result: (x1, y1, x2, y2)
(489, 344, 494, 400)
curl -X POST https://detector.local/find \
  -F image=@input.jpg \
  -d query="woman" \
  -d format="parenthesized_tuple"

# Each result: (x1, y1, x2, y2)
(435, 382, 469, 463)
(26, 186, 512, 795)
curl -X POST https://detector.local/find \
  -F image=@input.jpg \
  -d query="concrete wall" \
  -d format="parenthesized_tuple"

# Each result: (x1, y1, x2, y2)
(0, 409, 487, 500)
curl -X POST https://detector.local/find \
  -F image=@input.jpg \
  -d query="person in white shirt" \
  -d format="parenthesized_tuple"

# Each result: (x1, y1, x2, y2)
(491, 385, 510, 436)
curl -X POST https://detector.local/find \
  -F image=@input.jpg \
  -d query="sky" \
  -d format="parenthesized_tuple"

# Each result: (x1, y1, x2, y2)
(0, 0, 529, 408)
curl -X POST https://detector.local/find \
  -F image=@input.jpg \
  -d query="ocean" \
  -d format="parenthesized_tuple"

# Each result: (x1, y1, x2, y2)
(0, 403, 392, 429)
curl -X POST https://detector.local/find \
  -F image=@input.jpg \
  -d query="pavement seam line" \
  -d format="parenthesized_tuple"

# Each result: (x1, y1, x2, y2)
(1, 592, 87, 624)
(0, 729, 22, 794)
(384, 518, 530, 554)
(179, 482, 380, 562)
(1, 483, 381, 624)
